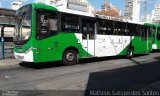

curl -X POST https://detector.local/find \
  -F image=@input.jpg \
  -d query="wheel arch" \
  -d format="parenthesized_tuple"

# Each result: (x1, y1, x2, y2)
(63, 47, 79, 56)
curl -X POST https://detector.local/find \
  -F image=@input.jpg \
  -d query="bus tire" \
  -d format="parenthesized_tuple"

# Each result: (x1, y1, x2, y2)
(126, 48, 133, 59)
(62, 50, 77, 66)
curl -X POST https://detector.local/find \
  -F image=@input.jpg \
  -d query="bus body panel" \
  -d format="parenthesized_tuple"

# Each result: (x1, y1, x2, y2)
(33, 33, 93, 62)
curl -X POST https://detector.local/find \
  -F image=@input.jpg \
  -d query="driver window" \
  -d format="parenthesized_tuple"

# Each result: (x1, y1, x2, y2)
(36, 10, 58, 40)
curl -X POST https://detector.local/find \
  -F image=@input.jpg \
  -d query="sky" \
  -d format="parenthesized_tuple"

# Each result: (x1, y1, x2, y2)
(0, 0, 158, 16)
(88, 0, 158, 16)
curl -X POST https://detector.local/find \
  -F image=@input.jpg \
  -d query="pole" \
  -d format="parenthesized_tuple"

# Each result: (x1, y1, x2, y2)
(144, 1, 147, 22)
(1, 26, 5, 59)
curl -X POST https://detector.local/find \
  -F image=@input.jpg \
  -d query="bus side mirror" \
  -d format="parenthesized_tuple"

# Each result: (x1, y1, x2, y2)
(49, 18, 57, 31)
(40, 15, 44, 23)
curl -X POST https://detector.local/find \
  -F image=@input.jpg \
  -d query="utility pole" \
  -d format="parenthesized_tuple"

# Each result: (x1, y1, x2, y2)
(144, 1, 147, 22)
(142, 0, 154, 22)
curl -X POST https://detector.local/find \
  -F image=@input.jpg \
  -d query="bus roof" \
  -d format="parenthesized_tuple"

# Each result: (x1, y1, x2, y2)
(96, 14, 144, 25)
(144, 23, 154, 26)
(144, 23, 160, 27)
(31, 3, 59, 12)
(23, 3, 145, 25)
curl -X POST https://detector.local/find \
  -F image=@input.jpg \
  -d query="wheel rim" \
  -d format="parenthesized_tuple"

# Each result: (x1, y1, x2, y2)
(66, 52, 75, 62)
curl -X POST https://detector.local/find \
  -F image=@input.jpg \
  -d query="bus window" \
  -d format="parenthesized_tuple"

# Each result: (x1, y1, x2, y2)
(82, 20, 95, 40)
(153, 26, 156, 32)
(128, 24, 139, 36)
(98, 19, 113, 35)
(157, 27, 160, 40)
(82, 25, 87, 39)
(119, 22, 128, 36)
(152, 26, 156, 40)
(113, 21, 126, 35)
(148, 27, 152, 37)
(137, 25, 141, 36)
(141, 26, 147, 40)
(98, 20, 107, 35)
(106, 20, 114, 35)
(89, 23, 94, 39)
(61, 13, 80, 33)
(36, 10, 58, 40)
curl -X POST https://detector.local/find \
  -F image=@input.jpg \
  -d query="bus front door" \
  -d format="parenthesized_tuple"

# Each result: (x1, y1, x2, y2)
(82, 20, 95, 57)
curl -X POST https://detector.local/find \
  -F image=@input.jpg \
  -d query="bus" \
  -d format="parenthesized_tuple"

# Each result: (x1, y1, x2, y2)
(149, 23, 160, 50)
(13, 3, 153, 65)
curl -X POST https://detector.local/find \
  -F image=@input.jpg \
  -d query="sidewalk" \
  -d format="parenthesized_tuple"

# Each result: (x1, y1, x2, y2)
(143, 81, 160, 90)
(0, 43, 19, 68)
(0, 59, 20, 68)
(0, 50, 20, 68)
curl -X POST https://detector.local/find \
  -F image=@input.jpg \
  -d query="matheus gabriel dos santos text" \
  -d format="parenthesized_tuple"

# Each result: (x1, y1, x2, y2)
(90, 90, 160, 96)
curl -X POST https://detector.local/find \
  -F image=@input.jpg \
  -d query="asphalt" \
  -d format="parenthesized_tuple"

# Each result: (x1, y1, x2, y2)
(0, 52, 160, 96)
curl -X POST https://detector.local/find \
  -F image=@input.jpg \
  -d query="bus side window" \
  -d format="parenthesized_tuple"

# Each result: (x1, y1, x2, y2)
(106, 20, 113, 35)
(152, 26, 156, 40)
(113, 21, 122, 35)
(157, 28, 160, 40)
(61, 13, 80, 33)
(97, 19, 113, 35)
(148, 27, 152, 37)
(36, 10, 58, 40)
(137, 25, 141, 36)
(98, 20, 107, 35)
(48, 17, 57, 32)
(128, 24, 139, 36)
(119, 22, 128, 36)
(141, 26, 147, 40)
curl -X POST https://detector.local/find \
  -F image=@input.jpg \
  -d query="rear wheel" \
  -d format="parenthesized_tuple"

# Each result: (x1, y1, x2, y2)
(62, 50, 77, 66)
(126, 48, 133, 59)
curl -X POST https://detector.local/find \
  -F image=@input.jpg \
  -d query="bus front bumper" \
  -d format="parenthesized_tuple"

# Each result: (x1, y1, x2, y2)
(14, 50, 34, 62)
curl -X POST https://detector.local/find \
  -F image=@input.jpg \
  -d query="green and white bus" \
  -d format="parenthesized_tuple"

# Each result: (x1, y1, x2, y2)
(144, 23, 160, 50)
(13, 3, 153, 65)
(149, 24, 160, 50)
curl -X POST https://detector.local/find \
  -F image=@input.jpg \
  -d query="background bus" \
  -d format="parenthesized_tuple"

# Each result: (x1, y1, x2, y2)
(152, 24, 160, 50)
(13, 3, 153, 65)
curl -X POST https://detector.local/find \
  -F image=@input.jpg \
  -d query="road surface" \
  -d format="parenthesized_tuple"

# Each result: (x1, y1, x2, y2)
(0, 52, 160, 95)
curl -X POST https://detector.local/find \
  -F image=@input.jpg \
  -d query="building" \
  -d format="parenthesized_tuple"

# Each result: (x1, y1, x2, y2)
(97, 0, 120, 17)
(124, 0, 140, 22)
(0, 8, 15, 41)
(35, 0, 96, 14)
(151, 2, 160, 24)
(140, 14, 152, 23)
(11, 1, 22, 10)
(101, 0, 120, 14)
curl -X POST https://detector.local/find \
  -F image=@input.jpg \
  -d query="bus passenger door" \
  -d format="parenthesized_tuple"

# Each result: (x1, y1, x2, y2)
(82, 20, 95, 57)
(140, 27, 149, 53)
(156, 27, 160, 49)
(111, 22, 125, 56)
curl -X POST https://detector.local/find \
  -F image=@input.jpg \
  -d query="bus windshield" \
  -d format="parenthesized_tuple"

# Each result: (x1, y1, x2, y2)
(14, 5, 32, 44)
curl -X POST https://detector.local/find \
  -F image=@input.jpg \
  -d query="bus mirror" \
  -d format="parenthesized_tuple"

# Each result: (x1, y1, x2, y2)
(49, 18, 57, 31)
(40, 15, 44, 23)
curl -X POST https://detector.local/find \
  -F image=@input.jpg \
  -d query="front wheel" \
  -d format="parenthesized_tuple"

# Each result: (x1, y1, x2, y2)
(126, 48, 133, 59)
(62, 50, 77, 66)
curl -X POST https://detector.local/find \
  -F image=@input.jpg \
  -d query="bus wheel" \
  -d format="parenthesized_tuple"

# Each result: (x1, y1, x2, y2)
(63, 50, 77, 66)
(126, 48, 133, 59)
